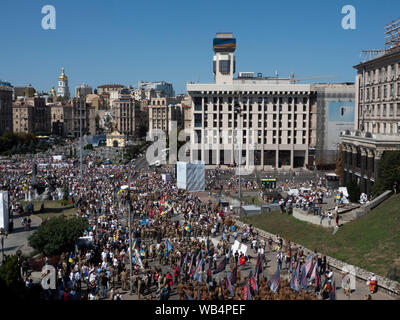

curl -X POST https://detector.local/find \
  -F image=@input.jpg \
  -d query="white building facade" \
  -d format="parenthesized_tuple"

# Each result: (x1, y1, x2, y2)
(186, 33, 317, 170)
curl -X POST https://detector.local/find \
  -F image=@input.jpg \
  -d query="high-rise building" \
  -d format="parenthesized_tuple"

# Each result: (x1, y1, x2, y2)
(111, 89, 141, 137)
(57, 67, 70, 99)
(340, 18, 400, 194)
(149, 97, 180, 135)
(71, 97, 95, 137)
(50, 102, 73, 136)
(0, 80, 13, 134)
(187, 33, 317, 169)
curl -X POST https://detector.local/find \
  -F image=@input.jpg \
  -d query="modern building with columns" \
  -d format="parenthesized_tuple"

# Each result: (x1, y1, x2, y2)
(340, 20, 400, 194)
(187, 32, 317, 170)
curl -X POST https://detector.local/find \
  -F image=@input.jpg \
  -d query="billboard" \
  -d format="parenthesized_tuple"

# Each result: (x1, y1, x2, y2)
(327, 101, 355, 151)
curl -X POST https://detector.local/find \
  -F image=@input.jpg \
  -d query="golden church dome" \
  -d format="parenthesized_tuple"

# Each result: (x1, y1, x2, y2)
(58, 67, 68, 81)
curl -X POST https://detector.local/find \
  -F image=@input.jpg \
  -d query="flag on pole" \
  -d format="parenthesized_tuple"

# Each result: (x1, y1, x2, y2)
(300, 265, 308, 290)
(213, 258, 227, 274)
(268, 267, 281, 293)
(243, 282, 252, 300)
(133, 238, 139, 250)
(248, 271, 258, 294)
(165, 239, 173, 258)
(304, 254, 314, 276)
(309, 260, 318, 282)
(184, 291, 194, 300)
(290, 260, 300, 292)
(226, 272, 235, 297)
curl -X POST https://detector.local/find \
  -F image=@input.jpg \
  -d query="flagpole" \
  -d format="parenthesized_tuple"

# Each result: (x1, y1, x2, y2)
(127, 175, 133, 295)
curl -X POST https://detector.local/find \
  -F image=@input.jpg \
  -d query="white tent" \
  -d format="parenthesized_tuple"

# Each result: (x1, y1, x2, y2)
(176, 161, 205, 192)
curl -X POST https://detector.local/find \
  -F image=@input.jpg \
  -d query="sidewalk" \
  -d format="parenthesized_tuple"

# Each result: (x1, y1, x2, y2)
(3, 213, 41, 258)
(292, 208, 349, 228)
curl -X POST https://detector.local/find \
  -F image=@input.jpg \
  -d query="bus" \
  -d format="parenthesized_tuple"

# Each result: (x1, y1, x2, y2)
(261, 178, 277, 189)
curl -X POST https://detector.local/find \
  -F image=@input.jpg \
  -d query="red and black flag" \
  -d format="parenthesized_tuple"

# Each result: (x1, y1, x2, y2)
(226, 272, 235, 297)
(213, 258, 226, 274)
(248, 271, 258, 294)
(243, 282, 252, 300)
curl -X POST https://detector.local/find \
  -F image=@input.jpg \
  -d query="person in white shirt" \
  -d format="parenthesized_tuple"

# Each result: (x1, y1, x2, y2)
(327, 212, 333, 226)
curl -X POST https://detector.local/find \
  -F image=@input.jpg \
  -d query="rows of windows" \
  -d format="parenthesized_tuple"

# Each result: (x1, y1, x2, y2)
(364, 64, 399, 84)
(364, 103, 399, 117)
(364, 121, 400, 135)
(363, 82, 400, 101)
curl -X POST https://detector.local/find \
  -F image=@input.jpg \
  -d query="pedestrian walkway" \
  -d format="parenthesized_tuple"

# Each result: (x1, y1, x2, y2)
(292, 209, 349, 228)
(3, 213, 41, 258)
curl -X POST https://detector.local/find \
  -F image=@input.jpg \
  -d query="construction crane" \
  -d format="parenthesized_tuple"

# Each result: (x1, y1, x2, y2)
(290, 73, 339, 84)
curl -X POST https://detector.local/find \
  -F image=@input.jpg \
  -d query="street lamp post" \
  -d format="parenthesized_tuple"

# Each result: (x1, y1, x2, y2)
(234, 97, 243, 211)
(79, 96, 83, 184)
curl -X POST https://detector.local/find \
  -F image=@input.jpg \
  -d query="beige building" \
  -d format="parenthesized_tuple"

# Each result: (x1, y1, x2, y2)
(341, 24, 400, 194)
(71, 97, 96, 137)
(50, 102, 73, 136)
(86, 94, 105, 111)
(111, 94, 141, 137)
(148, 97, 184, 135)
(13, 97, 51, 134)
(0, 81, 13, 134)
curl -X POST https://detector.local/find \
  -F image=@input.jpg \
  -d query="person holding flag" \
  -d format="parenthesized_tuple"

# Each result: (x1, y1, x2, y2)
(165, 239, 173, 259)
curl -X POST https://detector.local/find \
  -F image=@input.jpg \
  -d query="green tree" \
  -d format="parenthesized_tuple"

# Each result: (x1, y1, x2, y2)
(84, 144, 93, 150)
(372, 151, 400, 197)
(346, 180, 361, 203)
(28, 216, 88, 256)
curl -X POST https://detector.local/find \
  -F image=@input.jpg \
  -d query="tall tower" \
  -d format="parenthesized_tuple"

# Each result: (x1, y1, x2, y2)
(57, 67, 70, 99)
(213, 33, 236, 84)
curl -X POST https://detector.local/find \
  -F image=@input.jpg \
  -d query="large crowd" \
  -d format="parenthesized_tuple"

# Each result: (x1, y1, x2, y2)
(0, 152, 358, 301)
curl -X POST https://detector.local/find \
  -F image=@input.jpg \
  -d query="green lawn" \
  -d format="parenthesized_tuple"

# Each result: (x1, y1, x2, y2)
(240, 194, 400, 280)
(21, 200, 77, 220)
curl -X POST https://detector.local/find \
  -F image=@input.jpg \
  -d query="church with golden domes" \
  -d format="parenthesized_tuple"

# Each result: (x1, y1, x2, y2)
(57, 67, 70, 99)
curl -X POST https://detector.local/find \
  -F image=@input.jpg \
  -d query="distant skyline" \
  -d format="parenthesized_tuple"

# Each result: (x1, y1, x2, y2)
(1, 0, 399, 95)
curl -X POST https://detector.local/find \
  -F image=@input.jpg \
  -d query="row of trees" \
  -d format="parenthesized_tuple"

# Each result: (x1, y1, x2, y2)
(0, 131, 52, 155)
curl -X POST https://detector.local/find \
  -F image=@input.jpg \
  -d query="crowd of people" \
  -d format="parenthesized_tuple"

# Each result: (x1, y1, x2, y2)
(0, 150, 372, 301)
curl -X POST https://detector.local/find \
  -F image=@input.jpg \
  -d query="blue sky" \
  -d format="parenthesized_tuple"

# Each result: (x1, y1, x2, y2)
(0, 0, 398, 95)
